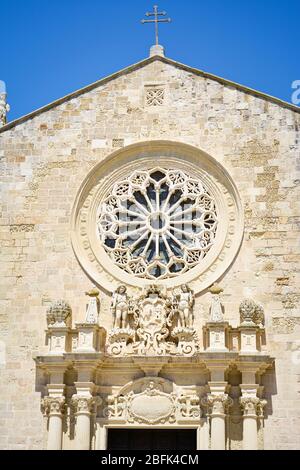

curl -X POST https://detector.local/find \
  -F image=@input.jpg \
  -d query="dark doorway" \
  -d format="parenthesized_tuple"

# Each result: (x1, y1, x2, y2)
(107, 428, 197, 451)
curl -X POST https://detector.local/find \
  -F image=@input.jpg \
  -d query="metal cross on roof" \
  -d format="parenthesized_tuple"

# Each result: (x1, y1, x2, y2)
(141, 5, 171, 46)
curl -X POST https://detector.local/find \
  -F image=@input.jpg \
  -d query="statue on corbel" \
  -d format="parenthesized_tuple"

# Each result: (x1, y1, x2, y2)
(111, 285, 130, 329)
(203, 286, 266, 354)
(107, 284, 199, 357)
(238, 299, 265, 353)
(172, 284, 194, 328)
(45, 288, 106, 354)
(107, 285, 136, 356)
(203, 284, 229, 352)
(84, 286, 101, 324)
(46, 300, 72, 353)
(209, 283, 225, 322)
(0, 88, 10, 127)
(170, 284, 199, 355)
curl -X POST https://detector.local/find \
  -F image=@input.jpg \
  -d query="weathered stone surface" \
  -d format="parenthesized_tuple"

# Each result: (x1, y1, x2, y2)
(0, 56, 299, 449)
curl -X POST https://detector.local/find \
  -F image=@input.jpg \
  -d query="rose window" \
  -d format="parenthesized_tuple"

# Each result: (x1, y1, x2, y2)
(97, 168, 218, 280)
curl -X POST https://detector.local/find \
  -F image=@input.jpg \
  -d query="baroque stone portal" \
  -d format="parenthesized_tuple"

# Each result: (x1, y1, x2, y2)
(37, 288, 272, 451)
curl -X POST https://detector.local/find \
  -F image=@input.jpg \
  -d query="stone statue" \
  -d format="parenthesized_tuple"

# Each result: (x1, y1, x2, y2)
(177, 284, 194, 328)
(85, 287, 100, 324)
(111, 285, 129, 329)
(209, 283, 224, 322)
(0, 85, 10, 127)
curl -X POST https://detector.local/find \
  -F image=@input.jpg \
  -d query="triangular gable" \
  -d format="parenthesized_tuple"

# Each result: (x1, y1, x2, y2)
(1, 54, 299, 134)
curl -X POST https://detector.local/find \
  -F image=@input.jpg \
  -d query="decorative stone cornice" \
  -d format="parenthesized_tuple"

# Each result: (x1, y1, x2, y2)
(41, 397, 66, 416)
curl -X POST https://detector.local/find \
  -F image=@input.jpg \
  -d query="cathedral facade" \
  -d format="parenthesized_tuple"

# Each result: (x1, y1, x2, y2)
(0, 46, 300, 450)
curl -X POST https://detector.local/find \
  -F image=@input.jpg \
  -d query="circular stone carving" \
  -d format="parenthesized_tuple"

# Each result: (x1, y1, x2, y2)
(130, 394, 174, 424)
(97, 167, 218, 280)
(71, 141, 244, 293)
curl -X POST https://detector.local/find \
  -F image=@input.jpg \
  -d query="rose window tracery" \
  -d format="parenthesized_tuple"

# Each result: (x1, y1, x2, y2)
(97, 168, 219, 280)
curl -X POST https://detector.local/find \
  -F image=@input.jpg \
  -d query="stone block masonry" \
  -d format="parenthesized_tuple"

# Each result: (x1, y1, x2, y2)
(0, 56, 299, 449)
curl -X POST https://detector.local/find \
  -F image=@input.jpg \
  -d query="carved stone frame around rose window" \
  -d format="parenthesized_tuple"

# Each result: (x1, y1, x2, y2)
(71, 140, 244, 294)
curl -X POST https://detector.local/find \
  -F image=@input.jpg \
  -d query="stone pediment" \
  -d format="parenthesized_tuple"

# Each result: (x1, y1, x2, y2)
(1, 54, 299, 134)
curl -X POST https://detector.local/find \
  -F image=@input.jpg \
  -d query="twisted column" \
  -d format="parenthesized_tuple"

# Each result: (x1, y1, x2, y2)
(42, 397, 65, 450)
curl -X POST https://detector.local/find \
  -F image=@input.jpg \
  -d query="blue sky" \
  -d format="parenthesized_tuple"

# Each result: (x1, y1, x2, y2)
(1, 0, 299, 121)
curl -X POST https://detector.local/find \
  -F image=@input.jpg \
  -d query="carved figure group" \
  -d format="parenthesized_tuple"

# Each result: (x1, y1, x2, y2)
(110, 284, 195, 332)
(108, 284, 197, 356)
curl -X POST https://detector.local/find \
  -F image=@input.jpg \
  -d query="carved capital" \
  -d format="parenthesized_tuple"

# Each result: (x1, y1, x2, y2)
(202, 393, 233, 416)
(71, 395, 102, 415)
(41, 396, 65, 416)
(240, 397, 267, 418)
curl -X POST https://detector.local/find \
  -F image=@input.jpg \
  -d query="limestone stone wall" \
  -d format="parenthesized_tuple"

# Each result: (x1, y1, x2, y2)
(0, 58, 299, 449)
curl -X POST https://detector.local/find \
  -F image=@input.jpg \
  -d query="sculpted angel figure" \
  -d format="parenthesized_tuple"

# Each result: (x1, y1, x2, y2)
(111, 285, 129, 329)
(177, 284, 195, 328)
